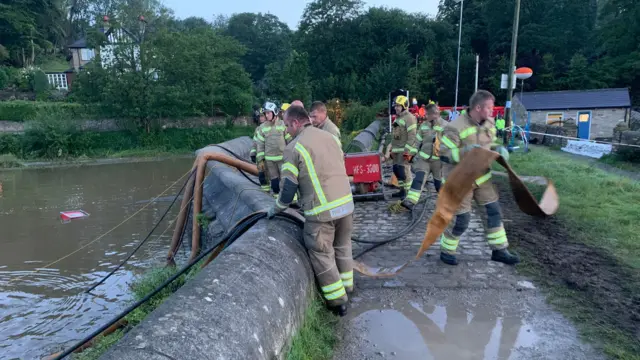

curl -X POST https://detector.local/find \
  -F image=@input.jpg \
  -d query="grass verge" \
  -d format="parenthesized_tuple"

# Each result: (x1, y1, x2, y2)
(287, 297, 339, 360)
(599, 153, 640, 173)
(496, 146, 640, 359)
(72, 264, 202, 360)
(505, 146, 640, 268)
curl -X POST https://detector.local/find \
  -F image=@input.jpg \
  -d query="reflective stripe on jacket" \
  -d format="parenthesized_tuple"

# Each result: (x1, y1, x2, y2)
(416, 118, 444, 161)
(277, 125, 354, 222)
(256, 119, 292, 162)
(439, 113, 497, 185)
(391, 111, 418, 155)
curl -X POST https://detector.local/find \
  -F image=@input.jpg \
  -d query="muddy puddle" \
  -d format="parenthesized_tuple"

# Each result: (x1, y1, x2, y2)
(0, 158, 192, 359)
(345, 297, 539, 359)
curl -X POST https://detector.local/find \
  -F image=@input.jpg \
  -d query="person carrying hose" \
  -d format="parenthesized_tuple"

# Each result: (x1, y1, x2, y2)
(438, 90, 520, 266)
(391, 95, 418, 199)
(267, 105, 354, 317)
(256, 102, 292, 196)
(401, 103, 444, 211)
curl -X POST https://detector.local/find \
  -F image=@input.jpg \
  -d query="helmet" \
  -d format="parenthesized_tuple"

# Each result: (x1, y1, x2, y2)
(394, 95, 408, 109)
(412, 98, 418, 105)
(281, 103, 290, 112)
(262, 102, 278, 116)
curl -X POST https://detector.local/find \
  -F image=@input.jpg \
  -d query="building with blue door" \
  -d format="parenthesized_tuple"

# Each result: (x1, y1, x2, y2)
(514, 88, 631, 140)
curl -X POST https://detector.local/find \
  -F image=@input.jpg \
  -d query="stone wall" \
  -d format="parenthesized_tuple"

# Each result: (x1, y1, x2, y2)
(630, 111, 640, 131)
(528, 108, 627, 139)
(612, 126, 640, 156)
(528, 123, 577, 148)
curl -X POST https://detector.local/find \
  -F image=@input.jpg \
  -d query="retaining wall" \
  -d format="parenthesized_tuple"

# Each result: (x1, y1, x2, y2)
(528, 123, 577, 147)
(100, 137, 315, 360)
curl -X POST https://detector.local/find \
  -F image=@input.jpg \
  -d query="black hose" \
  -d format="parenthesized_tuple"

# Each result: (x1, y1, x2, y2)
(55, 211, 294, 360)
(212, 144, 260, 186)
(85, 168, 196, 293)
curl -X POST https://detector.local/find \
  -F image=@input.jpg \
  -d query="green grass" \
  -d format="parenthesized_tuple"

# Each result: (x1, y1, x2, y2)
(0, 154, 22, 168)
(73, 265, 202, 360)
(599, 154, 640, 173)
(286, 297, 340, 360)
(39, 58, 70, 73)
(506, 146, 640, 269)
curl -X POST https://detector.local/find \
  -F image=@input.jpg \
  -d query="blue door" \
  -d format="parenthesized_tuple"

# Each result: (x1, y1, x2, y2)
(577, 111, 591, 139)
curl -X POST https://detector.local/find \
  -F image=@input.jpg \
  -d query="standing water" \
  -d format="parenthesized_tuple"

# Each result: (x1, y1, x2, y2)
(0, 158, 193, 359)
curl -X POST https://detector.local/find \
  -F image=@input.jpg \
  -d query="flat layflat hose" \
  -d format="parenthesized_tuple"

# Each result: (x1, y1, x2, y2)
(353, 147, 559, 278)
(52, 211, 285, 360)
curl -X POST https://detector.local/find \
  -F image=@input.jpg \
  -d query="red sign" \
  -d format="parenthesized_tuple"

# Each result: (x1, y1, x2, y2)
(344, 152, 382, 183)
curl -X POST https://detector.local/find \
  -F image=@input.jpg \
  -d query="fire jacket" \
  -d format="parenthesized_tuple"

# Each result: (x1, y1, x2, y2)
(439, 113, 498, 186)
(317, 117, 341, 140)
(250, 124, 262, 159)
(391, 110, 418, 156)
(275, 124, 354, 222)
(416, 118, 444, 161)
(256, 119, 292, 162)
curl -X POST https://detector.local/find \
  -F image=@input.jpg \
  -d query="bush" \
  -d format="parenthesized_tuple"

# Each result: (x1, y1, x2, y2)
(0, 68, 8, 89)
(0, 101, 96, 122)
(341, 101, 387, 132)
(613, 147, 640, 163)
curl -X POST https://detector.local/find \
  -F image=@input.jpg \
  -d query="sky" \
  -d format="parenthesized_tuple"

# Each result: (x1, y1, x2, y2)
(160, 0, 441, 29)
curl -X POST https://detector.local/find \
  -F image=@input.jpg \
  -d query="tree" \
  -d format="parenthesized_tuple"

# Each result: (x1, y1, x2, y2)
(264, 50, 312, 105)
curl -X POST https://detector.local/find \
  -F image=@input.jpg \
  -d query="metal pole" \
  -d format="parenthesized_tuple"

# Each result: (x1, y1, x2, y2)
(454, 0, 463, 111)
(474, 54, 479, 92)
(505, 0, 521, 129)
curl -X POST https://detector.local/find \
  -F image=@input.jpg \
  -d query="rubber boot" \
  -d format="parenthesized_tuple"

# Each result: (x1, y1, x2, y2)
(440, 252, 458, 266)
(400, 198, 414, 211)
(491, 249, 520, 265)
(331, 304, 348, 317)
(392, 188, 406, 198)
(433, 179, 442, 193)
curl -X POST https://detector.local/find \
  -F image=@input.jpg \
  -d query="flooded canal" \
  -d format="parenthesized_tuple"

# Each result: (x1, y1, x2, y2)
(0, 158, 193, 359)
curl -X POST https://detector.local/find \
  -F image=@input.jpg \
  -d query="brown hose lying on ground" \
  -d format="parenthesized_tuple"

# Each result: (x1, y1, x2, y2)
(42, 319, 128, 360)
(354, 147, 559, 278)
(165, 153, 258, 266)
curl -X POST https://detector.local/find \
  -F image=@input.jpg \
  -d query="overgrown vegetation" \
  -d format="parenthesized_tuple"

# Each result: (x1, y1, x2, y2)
(73, 265, 202, 360)
(286, 297, 339, 360)
(0, 101, 96, 122)
(508, 147, 640, 268)
(0, 124, 254, 160)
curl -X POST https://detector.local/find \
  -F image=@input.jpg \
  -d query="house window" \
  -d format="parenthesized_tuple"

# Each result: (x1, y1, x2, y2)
(545, 112, 564, 126)
(81, 48, 95, 61)
(47, 73, 68, 90)
(578, 113, 590, 122)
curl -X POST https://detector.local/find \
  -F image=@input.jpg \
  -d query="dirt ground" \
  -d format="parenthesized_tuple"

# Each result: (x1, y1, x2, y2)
(495, 179, 640, 350)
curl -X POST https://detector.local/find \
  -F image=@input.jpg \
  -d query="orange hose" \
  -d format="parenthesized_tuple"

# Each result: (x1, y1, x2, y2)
(166, 158, 198, 267)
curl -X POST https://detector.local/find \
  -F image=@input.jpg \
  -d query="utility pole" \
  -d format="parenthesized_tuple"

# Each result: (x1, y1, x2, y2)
(505, 0, 522, 129)
(454, 0, 464, 111)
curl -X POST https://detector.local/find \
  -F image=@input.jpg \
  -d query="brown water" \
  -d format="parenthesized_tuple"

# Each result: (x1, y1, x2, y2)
(0, 158, 192, 360)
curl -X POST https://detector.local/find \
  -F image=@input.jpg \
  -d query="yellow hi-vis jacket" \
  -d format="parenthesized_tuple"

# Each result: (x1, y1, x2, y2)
(250, 124, 262, 158)
(391, 110, 418, 156)
(256, 119, 292, 162)
(276, 125, 354, 222)
(416, 118, 445, 161)
(439, 113, 497, 186)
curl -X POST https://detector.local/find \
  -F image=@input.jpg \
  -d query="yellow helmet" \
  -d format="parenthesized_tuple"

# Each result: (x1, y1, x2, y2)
(281, 103, 290, 111)
(394, 95, 409, 109)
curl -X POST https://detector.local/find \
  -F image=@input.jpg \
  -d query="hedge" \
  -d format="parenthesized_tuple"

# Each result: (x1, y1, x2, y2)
(0, 101, 98, 122)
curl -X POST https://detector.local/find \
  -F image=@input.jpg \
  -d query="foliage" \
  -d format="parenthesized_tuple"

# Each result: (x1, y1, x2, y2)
(0, 101, 94, 122)
(341, 101, 385, 132)
(286, 297, 339, 360)
(264, 50, 312, 105)
(0, 125, 254, 160)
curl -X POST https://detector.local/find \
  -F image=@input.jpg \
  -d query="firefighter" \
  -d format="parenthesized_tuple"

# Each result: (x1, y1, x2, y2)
(391, 95, 418, 198)
(267, 105, 354, 317)
(401, 103, 444, 211)
(251, 107, 266, 163)
(310, 101, 341, 139)
(256, 102, 292, 196)
(280, 103, 290, 120)
(438, 90, 520, 266)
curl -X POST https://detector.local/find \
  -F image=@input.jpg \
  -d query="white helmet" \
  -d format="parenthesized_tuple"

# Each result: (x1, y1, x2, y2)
(262, 102, 279, 116)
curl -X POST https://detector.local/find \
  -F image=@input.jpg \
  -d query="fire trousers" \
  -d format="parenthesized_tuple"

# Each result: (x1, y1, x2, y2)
(257, 161, 270, 193)
(265, 160, 283, 195)
(405, 158, 442, 204)
(303, 214, 354, 307)
(392, 153, 412, 192)
(439, 175, 509, 255)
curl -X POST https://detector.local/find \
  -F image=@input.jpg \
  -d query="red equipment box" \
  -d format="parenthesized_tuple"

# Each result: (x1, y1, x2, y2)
(344, 152, 382, 183)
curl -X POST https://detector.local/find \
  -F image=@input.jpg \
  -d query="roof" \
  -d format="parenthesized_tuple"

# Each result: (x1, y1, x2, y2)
(68, 38, 88, 48)
(68, 27, 139, 49)
(514, 88, 631, 111)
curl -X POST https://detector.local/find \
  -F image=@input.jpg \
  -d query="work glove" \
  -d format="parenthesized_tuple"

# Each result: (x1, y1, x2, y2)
(266, 205, 278, 219)
(250, 154, 256, 163)
(495, 145, 510, 162)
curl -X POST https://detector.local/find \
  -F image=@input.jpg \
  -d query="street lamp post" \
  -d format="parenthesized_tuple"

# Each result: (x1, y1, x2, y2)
(505, 0, 522, 130)
(454, 0, 464, 112)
